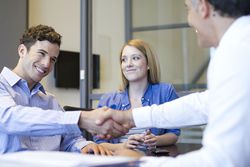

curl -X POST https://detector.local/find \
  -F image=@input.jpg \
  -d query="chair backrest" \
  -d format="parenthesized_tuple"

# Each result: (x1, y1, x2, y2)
(63, 106, 93, 111)
(63, 105, 94, 140)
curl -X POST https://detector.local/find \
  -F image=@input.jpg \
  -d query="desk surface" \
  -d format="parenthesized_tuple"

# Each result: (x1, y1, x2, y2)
(144, 143, 202, 157)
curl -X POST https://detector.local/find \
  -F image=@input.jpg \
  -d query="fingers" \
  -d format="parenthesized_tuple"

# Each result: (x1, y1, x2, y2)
(92, 144, 113, 156)
(125, 139, 140, 149)
(99, 119, 126, 138)
(95, 107, 114, 125)
(111, 121, 129, 137)
(128, 134, 144, 142)
(96, 108, 134, 128)
(81, 143, 113, 156)
(86, 107, 134, 139)
(81, 146, 89, 154)
(143, 136, 157, 146)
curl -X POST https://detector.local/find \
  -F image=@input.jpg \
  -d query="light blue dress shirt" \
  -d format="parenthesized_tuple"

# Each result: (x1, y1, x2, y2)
(0, 67, 91, 154)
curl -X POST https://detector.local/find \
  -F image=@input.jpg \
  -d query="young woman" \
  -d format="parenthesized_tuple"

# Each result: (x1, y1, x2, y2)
(93, 39, 180, 151)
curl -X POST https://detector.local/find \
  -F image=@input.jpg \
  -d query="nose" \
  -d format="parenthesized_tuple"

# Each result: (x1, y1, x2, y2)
(41, 56, 51, 68)
(126, 58, 133, 67)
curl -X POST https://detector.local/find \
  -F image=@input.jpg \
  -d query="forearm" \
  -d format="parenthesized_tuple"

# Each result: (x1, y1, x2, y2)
(78, 111, 95, 133)
(0, 105, 81, 136)
(100, 142, 124, 151)
(132, 91, 209, 129)
(156, 133, 178, 146)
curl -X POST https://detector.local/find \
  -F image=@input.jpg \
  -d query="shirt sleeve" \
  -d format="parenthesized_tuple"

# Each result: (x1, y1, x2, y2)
(134, 17, 250, 166)
(0, 89, 82, 136)
(133, 91, 208, 129)
(61, 133, 93, 152)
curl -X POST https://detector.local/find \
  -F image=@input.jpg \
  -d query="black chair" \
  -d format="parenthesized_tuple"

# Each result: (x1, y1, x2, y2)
(63, 105, 93, 140)
(63, 105, 93, 111)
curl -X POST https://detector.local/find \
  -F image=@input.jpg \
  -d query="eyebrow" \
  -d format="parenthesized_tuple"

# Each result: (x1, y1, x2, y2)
(122, 54, 142, 57)
(37, 49, 48, 54)
(37, 49, 58, 61)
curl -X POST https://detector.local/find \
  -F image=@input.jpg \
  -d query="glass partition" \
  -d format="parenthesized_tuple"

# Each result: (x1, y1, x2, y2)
(90, 0, 209, 107)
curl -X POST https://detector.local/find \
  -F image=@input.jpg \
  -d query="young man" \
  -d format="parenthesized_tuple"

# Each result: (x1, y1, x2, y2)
(0, 25, 127, 154)
(97, 0, 250, 166)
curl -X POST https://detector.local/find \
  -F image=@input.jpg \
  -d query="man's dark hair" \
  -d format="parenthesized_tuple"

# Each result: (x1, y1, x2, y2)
(20, 24, 62, 51)
(208, 0, 250, 18)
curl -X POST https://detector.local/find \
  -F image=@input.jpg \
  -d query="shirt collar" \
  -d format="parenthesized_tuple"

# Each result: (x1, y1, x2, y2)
(1, 67, 46, 94)
(1, 67, 20, 87)
(121, 83, 153, 107)
(219, 16, 250, 50)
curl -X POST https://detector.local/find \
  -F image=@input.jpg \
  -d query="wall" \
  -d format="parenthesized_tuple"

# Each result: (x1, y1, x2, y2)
(29, 0, 125, 106)
(29, 0, 207, 107)
(132, 0, 209, 85)
(29, 0, 81, 107)
(92, 0, 125, 93)
(0, 0, 27, 70)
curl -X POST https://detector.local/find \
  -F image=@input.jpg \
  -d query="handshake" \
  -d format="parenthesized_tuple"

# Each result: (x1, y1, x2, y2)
(78, 107, 135, 139)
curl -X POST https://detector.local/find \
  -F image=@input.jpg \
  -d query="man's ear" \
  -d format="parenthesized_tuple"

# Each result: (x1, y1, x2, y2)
(18, 44, 28, 58)
(198, 0, 210, 19)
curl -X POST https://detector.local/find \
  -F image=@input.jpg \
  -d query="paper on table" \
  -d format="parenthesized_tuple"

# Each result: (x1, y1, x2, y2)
(0, 151, 139, 167)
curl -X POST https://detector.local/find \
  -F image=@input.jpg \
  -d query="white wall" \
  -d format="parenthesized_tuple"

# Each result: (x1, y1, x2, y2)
(92, 0, 125, 93)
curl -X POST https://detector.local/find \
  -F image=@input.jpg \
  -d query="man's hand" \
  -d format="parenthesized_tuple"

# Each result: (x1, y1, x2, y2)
(78, 107, 129, 139)
(95, 108, 135, 136)
(81, 143, 113, 155)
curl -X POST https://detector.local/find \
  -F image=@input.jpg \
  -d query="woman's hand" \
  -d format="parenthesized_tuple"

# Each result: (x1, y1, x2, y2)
(143, 130, 157, 148)
(81, 143, 113, 155)
(124, 134, 144, 149)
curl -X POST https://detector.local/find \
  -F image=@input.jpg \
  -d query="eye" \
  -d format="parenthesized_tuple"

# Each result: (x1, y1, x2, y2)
(38, 51, 46, 57)
(133, 55, 141, 60)
(51, 57, 57, 63)
(121, 57, 127, 62)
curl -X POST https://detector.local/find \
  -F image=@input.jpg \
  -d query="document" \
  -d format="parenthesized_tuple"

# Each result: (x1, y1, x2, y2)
(0, 151, 140, 167)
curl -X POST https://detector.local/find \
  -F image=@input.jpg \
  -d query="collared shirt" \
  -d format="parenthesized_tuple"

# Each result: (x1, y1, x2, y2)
(0, 67, 92, 154)
(133, 16, 250, 167)
(93, 83, 180, 144)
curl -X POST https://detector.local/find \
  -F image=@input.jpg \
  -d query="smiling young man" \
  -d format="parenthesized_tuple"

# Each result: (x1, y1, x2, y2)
(0, 25, 127, 155)
(97, 0, 250, 166)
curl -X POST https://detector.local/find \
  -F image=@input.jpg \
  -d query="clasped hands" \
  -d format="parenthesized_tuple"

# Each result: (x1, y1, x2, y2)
(124, 130, 157, 150)
(78, 107, 134, 139)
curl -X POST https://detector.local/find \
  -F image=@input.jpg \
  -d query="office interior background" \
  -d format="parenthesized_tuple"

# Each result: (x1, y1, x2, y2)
(0, 0, 209, 142)
(1, 0, 209, 107)
(1, 0, 208, 142)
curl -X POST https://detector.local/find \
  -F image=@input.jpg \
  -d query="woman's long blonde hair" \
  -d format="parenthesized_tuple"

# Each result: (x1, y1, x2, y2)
(119, 39, 161, 91)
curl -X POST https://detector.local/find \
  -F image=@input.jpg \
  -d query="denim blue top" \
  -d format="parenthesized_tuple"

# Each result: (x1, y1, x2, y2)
(93, 83, 180, 144)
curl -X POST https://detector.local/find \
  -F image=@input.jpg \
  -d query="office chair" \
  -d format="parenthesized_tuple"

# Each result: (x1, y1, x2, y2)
(63, 105, 94, 140)
(63, 105, 93, 111)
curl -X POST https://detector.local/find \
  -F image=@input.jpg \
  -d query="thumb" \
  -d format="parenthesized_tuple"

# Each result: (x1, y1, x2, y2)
(95, 108, 111, 125)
